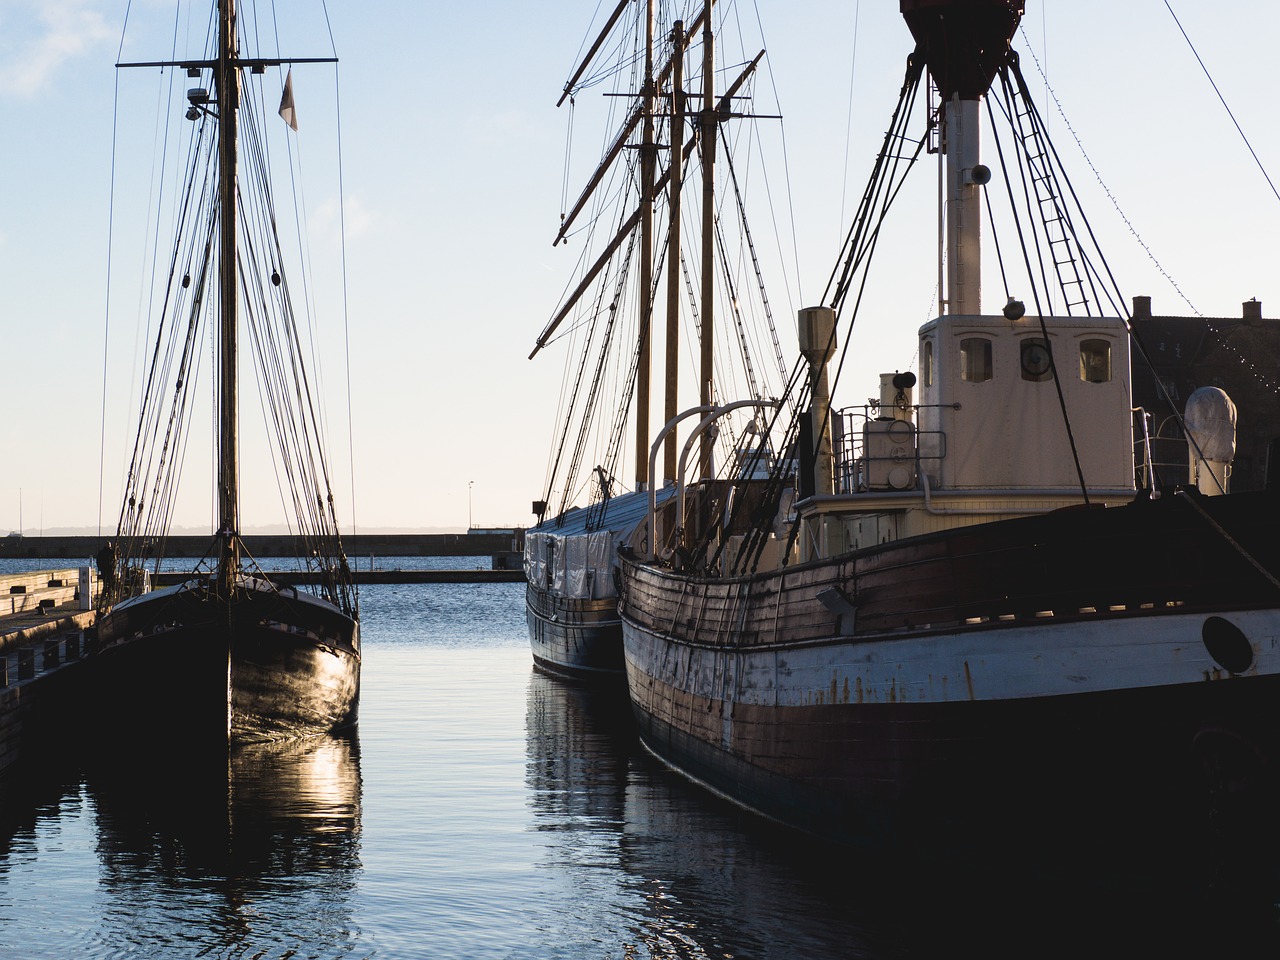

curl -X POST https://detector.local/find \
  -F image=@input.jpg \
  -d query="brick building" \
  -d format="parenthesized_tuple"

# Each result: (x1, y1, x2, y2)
(1130, 295, 1280, 492)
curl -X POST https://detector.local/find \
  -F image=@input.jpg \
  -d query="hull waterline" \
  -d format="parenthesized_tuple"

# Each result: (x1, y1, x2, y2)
(619, 492, 1280, 860)
(526, 584, 625, 677)
(93, 578, 359, 743)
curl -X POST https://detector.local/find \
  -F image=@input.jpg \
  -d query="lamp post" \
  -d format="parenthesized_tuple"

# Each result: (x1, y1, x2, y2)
(468, 481, 474, 531)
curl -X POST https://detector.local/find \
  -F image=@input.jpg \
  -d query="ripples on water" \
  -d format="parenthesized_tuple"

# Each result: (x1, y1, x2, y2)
(0, 574, 1278, 957)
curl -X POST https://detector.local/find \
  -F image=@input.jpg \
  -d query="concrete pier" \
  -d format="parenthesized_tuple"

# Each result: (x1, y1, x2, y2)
(149, 568, 525, 586)
(0, 571, 97, 779)
(0, 531, 525, 560)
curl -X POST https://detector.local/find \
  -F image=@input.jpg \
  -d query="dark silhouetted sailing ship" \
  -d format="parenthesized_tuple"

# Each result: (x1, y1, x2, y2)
(92, 0, 359, 743)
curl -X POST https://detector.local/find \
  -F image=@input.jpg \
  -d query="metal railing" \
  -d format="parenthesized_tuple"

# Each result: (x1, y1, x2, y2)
(832, 405, 946, 495)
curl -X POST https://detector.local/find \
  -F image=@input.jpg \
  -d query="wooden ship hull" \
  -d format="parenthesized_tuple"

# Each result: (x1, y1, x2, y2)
(526, 587, 624, 677)
(93, 577, 359, 743)
(524, 489, 672, 678)
(619, 490, 1280, 852)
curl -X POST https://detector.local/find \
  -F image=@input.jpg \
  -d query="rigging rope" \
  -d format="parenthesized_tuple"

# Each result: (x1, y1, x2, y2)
(985, 68, 1090, 501)
(561, 97, 575, 222)
(1017, 27, 1280, 400)
(837, 0, 862, 242)
(100, 1, 134, 539)
(1163, 1, 1280, 208)
(722, 140, 792, 416)
(103, 17, 356, 614)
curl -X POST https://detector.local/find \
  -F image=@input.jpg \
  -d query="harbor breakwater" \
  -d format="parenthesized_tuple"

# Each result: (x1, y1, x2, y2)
(0, 531, 525, 562)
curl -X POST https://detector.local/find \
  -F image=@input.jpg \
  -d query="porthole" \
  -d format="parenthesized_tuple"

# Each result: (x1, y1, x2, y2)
(1202, 616, 1253, 674)
(1020, 337, 1053, 382)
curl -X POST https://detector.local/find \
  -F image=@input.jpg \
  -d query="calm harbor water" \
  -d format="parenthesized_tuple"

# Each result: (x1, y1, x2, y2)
(1, 563, 1278, 957)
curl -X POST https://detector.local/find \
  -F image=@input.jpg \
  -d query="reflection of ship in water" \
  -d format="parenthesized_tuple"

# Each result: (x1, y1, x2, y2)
(619, 765, 1280, 959)
(617, 771, 906, 960)
(84, 731, 362, 952)
(0, 749, 84, 882)
(524, 669, 891, 958)
(604, 706, 1280, 952)
(525, 667, 1279, 956)
(524, 670, 634, 829)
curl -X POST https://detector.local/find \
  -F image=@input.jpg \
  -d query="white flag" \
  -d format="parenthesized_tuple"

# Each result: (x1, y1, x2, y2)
(278, 68, 298, 131)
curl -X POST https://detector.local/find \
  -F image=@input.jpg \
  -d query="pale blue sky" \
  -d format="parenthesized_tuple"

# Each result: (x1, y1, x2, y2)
(0, 0, 1276, 534)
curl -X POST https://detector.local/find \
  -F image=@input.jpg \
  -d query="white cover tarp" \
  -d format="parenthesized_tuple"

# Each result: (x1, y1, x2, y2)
(523, 532, 548, 585)
(587, 531, 616, 598)
(564, 535, 590, 598)
(550, 535, 567, 594)
(528, 529, 622, 599)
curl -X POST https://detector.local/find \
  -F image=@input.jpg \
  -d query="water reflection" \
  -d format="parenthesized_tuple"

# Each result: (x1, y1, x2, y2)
(524, 670, 632, 828)
(0, 750, 84, 884)
(85, 731, 363, 957)
(524, 668, 1280, 958)
(3, 637, 1277, 957)
(523, 669, 898, 959)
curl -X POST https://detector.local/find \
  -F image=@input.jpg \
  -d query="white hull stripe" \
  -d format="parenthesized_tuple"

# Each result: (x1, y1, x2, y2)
(622, 608, 1280, 706)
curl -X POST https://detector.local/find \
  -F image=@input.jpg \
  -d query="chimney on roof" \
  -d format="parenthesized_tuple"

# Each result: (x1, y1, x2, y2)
(1132, 295, 1152, 319)
(1243, 298, 1263, 323)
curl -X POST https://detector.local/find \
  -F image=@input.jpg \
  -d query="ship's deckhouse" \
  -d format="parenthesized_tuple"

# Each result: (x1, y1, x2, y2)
(797, 311, 1138, 561)
(916, 312, 1135, 495)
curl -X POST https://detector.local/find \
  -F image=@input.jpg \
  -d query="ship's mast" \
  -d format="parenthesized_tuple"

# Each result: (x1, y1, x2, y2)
(943, 94, 982, 315)
(902, 0, 1023, 317)
(114, 3, 337, 590)
(697, 2, 716, 479)
(217, 0, 241, 591)
(529, 4, 724, 499)
(661, 20, 686, 484)
(634, 0, 656, 492)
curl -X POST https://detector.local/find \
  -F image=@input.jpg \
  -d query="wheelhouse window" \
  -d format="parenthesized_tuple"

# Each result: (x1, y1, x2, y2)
(960, 337, 992, 383)
(921, 338, 934, 387)
(1079, 339, 1112, 383)
(1019, 337, 1053, 382)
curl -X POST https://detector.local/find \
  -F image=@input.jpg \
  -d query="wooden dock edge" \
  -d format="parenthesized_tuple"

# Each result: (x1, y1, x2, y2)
(0, 611, 96, 653)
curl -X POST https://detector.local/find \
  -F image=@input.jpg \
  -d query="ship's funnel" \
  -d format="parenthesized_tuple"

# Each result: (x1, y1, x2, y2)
(900, 0, 1023, 100)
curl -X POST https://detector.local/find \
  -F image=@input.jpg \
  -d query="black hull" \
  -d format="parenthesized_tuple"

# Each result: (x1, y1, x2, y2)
(525, 582, 624, 677)
(619, 490, 1280, 860)
(628, 664, 1280, 857)
(93, 579, 359, 744)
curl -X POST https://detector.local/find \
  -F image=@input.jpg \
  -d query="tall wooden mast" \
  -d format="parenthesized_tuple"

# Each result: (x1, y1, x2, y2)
(113, 4, 338, 594)
(217, 0, 241, 591)
(661, 21, 686, 485)
(697, 2, 716, 479)
(634, 0, 657, 492)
